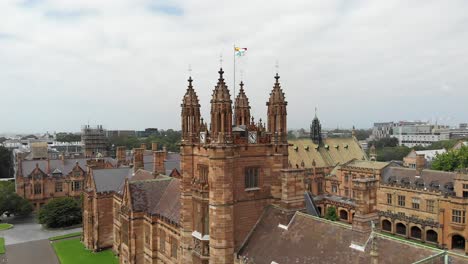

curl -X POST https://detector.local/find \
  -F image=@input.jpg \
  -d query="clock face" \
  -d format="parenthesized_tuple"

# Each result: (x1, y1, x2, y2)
(248, 131, 257, 144)
(200, 132, 206, 143)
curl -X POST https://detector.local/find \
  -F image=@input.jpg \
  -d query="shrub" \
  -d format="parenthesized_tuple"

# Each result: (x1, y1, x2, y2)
(38, 197, 82, 228)
(325, 206, 339, 221)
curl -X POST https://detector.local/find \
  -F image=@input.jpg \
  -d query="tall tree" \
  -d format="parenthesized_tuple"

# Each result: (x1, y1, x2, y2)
(0, 146, 13, 178)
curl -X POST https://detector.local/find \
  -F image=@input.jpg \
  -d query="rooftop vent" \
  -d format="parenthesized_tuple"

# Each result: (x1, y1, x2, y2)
(294, 146, 298, 151)
(305, 145, 310, 151)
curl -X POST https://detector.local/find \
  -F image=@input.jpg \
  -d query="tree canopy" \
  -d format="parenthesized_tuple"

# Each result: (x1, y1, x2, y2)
(0, 181, 33, 217)
(325, 206, 339, 221)
(38, 197, 82, 228)
(0, 146, 13, 178)
(56, 132, 81, 142)
(431, 146, 468, 171)
(108, 129, 181, 153)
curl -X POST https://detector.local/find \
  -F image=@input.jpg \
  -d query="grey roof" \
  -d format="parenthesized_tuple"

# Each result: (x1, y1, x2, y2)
(20, 157, 118, 178)
(93, 167, 132, 193)
(165, 153, 180, 175)
(381, 167, 456, 192)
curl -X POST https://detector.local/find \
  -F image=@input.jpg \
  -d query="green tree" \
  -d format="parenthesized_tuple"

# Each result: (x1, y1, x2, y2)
(376, 146, 411, 162)
(0, 146, 13, 178)
(287, 130, 297, 140)
(38, 197, 82, 228)
(56, 132, 81, 142)
(431, 146, 468, 171)
(0, 181, 33, 217)
(325, 206, 338, 221)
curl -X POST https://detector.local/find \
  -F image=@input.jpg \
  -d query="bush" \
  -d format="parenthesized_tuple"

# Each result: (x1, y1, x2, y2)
(38, 197, 82, 228)
(0, 181, 33, 217)
(325, 206, 339, 221)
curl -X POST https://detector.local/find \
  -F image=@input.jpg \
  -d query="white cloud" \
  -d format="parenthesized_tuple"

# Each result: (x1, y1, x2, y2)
(0, 0, 467, 133)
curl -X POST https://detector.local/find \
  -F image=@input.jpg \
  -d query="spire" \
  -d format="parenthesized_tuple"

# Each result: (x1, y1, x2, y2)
(235, 81, 251, 126)
(310, 110, 322, 145)
(210, 68, 233, 143)
(181, 76, 201, 143)
(267, 73, 288, 143)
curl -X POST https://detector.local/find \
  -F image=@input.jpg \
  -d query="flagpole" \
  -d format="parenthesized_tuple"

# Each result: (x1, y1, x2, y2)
(233, 44, 236, 126)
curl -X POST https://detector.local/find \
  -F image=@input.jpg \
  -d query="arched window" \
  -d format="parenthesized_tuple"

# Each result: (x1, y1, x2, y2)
(410, 226, 422, 239)
(339, 210, 348, 220)
(426, 230, 438, 243)
(452, 234, 466, 250)
(396, 223, 406, 235)
(382, 220, 392, 232)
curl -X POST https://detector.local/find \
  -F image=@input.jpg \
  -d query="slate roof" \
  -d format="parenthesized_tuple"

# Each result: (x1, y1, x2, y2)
(381, 167, 456, 192)
(128, 178, 181, 224)
(342, 159, 390, 170)
(20, 157, 117, 177)
(93, 167, 132, 193)
(237, 206, 443, 264)
(288, 138, 367, 168)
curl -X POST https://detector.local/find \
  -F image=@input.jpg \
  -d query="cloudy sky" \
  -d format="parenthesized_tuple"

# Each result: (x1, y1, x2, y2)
(1, 0, 467, 133)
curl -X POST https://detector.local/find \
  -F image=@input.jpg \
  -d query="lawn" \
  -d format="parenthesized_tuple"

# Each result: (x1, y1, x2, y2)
(49, 232, 82, 241)
(0, 237, 5, 254)
(52, 238, 118, 264)
(0, 223, 13, 231)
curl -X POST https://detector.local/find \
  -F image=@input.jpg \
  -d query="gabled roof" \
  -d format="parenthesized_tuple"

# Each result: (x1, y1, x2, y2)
(288, 138, 367, 168)
(92, 167, 132, 193)
(237, 206, 442, 264)
(21, 157, 117, 178)
(128, 178, 181, 224)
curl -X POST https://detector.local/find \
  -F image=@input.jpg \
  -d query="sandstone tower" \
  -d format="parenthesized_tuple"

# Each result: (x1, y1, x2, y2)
(180, 69, 289, 264)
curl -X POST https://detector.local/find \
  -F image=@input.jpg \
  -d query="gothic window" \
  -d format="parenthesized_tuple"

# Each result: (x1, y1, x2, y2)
(144, 225, 150, 245)
(245, 167, 259, 189)
(398, 195, 405, 207)
(34, 184, 42, 194)
(426, 200, 435, 213)
(412, 198, 420, 210)
(331, 185, 337, 193)
(171, 237, 178, 259)
(55, 182, 63, 193)
(160, 229, 166, 253)
(452, 210, 466, 224)
(198, 165, 208, 184)
(122, 219, 129, 245)
(387, 193, 392, 205)
(72, 181, 82, 191)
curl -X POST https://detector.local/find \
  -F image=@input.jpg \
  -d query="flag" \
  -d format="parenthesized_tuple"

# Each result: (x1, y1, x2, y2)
(235, 47, 247, 57)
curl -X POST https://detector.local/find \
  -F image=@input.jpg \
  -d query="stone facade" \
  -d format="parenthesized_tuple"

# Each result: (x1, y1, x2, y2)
(377, 167, 468, 254)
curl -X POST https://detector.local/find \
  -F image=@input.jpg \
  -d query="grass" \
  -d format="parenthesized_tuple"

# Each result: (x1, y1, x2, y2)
(52, 238, 118, 264)
(0, 237, 5, 254)
(0, 223, 13, 231)
(378, 232, 439, 250)
(49, 232, 82, 241)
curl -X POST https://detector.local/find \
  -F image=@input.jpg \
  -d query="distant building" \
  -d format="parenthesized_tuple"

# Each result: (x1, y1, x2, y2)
(135, 128, 159, 138)
(403, 149, 446, 168)
(105, 130, 136, 138)
(460, 123, 468, 130)
(371, 122, 396, 140)
(82, 125, 108, 157)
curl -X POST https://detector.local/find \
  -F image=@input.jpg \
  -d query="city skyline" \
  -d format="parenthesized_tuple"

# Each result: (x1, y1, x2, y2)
(1, 0, 468, 133)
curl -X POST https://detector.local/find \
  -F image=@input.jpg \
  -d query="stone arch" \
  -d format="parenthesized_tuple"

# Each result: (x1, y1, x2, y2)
(396, 222, 407, 236)
(426, 229, 438, 243)
(451, 234, 466, 250)
(339, 209, 348, 221)
(317, 206, 323, 216)
(381, 219, 392, 232)
(410, 226, 422, 239)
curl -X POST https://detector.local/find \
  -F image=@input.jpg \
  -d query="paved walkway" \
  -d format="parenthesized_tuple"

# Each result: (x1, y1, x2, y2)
(3, 240, 59, 264)
(0, 215, 81, 245)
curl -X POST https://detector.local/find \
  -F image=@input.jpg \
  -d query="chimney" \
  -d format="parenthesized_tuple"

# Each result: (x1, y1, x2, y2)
(415, 153, 425, 176)
(116, 146, 126, 164)
(133, 148, 144, 172)
(140, 143, 147, 150)
(46, 158, 51, 174)
(151, 142, 158, 152)
(60, 154, 65, 166)
(153, 148, 167, 175)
